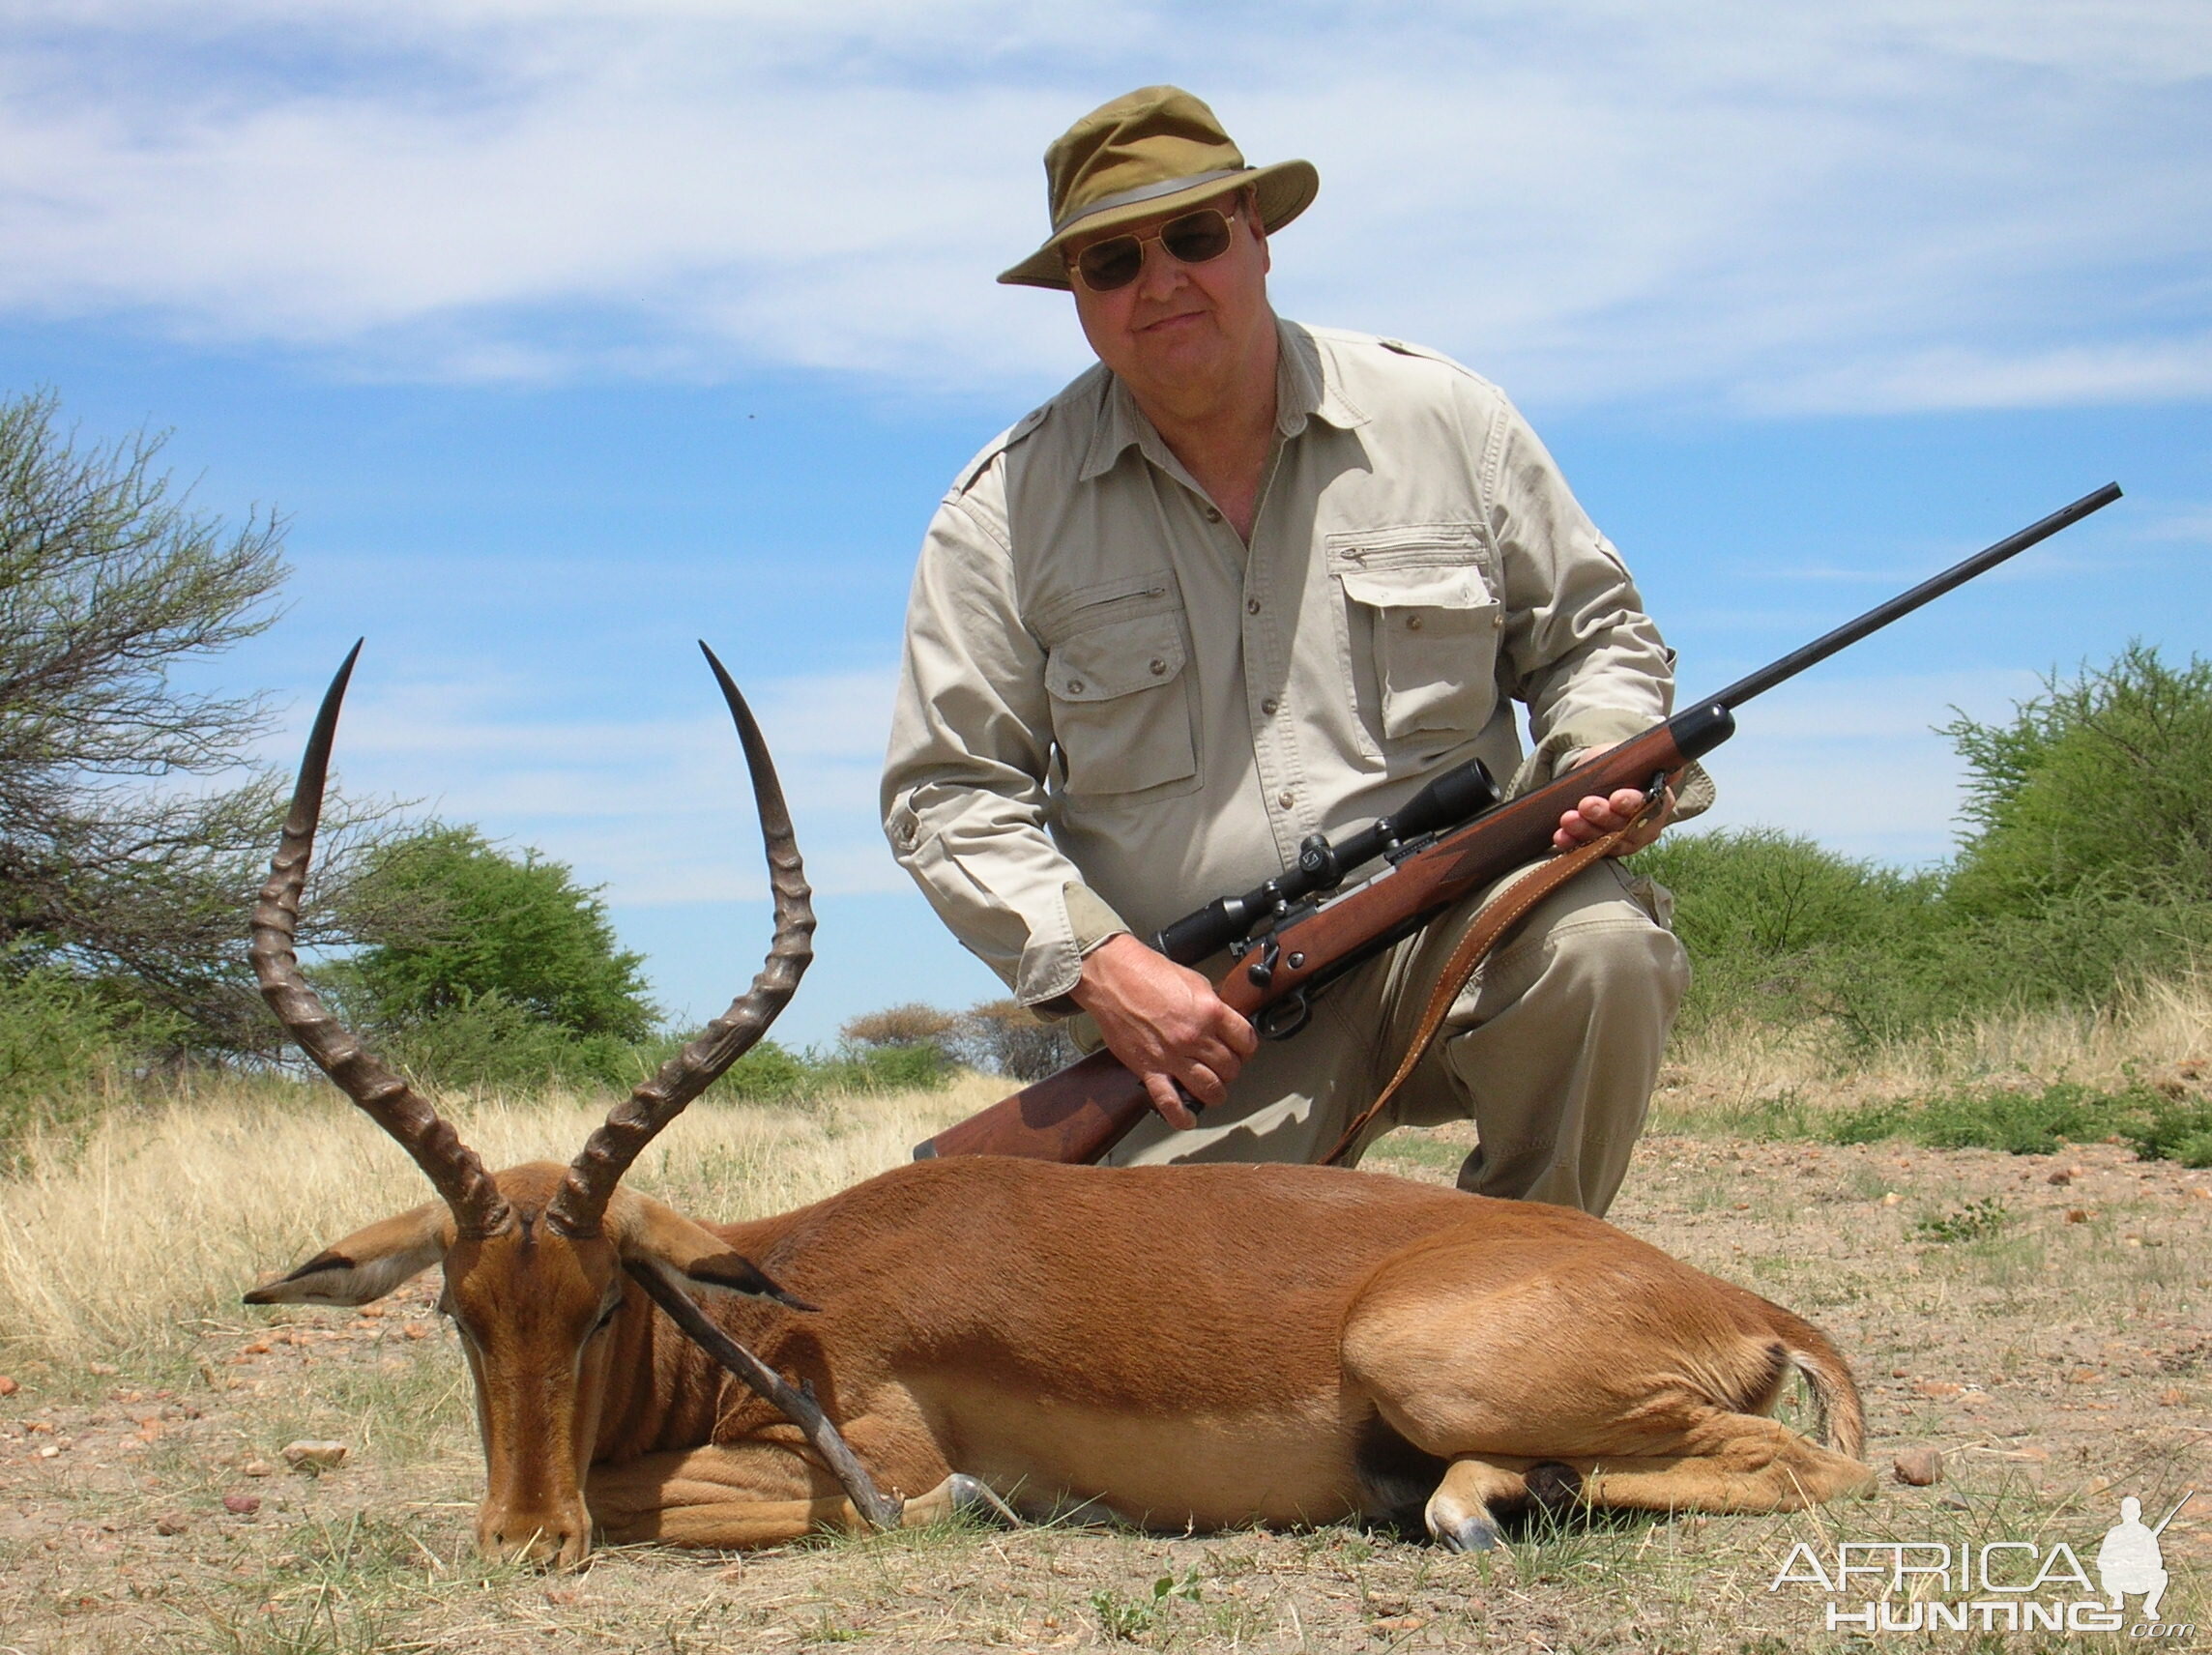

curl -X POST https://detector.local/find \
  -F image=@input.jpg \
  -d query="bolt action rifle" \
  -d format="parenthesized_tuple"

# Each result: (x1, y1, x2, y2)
(914, 484, 2123, 1167)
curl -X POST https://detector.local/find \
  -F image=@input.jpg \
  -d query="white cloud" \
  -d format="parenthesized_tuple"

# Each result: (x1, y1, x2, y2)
(1, 1, 2207, 409)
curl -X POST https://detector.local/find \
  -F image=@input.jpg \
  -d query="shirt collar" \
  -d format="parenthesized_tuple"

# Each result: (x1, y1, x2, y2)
(1076, 317, 1368, 483)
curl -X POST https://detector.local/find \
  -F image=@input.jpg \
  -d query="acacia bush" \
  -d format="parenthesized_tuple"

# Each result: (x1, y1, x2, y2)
(1640, 645, 2212, 1046)
(0, 389, 384, 1060)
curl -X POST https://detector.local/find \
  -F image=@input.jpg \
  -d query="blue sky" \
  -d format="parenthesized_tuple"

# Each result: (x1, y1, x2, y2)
(4, 3, 2208, 1044)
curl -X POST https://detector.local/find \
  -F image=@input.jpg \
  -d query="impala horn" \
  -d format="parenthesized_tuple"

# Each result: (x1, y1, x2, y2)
(546, 642, 815, 1237)
(249, 642, 512, 1237)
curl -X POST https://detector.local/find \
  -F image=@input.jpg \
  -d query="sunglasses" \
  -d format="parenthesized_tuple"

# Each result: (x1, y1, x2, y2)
(1067, 205, 1241, 294)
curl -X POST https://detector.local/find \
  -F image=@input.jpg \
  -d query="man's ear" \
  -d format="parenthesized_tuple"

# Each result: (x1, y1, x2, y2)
(244, 1202, 450, 1307)
(613, 1191, 816, 1311)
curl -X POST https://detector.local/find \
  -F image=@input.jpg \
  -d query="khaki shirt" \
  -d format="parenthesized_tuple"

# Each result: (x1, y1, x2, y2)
(884, 320, 1690, 1007)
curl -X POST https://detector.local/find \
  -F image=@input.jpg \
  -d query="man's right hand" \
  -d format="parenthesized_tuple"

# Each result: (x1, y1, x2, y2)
(1068, 933, 1259, 1130)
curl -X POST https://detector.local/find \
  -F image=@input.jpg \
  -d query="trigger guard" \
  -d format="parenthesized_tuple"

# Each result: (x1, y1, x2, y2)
(1256, 992, 1311, 1042)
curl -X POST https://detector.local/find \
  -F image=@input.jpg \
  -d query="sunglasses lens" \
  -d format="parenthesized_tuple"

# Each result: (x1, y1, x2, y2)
(1076, 237, 1145, 292)
(1161, 210, 1233, 264)
(1070, 208, 1237, 291)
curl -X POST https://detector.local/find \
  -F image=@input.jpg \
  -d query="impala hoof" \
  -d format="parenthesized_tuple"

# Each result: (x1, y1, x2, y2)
(947, 1473, 1020, 1527)
(1425, 1485, 1502, 1553)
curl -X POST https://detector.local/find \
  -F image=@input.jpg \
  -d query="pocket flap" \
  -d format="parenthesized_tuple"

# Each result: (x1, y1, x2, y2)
(1047, 614, 1188, 702)
(1338, 565, 1493, 616)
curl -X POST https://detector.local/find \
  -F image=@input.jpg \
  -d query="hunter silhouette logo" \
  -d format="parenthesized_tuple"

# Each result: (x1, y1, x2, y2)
(2098, 1495, 2181, 1624)
(1767, 1492, 2195, 1636)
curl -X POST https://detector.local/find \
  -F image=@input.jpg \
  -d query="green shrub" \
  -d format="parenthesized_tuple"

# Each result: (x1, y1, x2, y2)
(344, 825, 655, 1042)
(1629, 829, 1940, 1032)
(1829, 1082, 2155, 1155)
(380, 990, 642, 1093)
(0, 967, 128, 1149)
(1945, 645, 2212, 918)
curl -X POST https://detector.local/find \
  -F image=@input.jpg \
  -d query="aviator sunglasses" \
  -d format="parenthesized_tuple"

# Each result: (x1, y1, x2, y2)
(1067, 205, 1241, 293)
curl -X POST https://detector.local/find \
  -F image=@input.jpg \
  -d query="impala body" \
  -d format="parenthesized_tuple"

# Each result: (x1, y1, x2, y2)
(247, 647, 1873, 1566)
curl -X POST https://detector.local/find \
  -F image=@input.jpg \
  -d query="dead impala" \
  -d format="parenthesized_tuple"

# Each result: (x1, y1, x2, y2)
(247, 645, 1875, 1567)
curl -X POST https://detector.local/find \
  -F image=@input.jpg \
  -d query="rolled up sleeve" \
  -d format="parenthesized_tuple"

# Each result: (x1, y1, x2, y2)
(882, 483, 1127, 1006)
(1486, 402, 1711, 817)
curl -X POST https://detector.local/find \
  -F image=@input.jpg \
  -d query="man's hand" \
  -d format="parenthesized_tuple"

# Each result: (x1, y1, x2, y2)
(1551, 743, 1675, 855)
(1069, 933, 1259, 1129)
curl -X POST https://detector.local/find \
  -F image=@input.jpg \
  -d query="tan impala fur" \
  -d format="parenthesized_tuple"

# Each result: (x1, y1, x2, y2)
(247, 648, 1874, 1567)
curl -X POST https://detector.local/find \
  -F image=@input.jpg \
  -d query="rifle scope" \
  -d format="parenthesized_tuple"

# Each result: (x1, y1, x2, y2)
(1152, 755, 1499, 965)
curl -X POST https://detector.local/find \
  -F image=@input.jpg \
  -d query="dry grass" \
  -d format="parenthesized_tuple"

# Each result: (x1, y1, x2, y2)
(1652, 970, 2212, 1135)
(0, 1072, 994, 1371)
(1, 1021, 2207, 1651)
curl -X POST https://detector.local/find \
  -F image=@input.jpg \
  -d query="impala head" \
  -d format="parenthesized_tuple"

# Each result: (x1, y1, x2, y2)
(245, 642, 814, 1568)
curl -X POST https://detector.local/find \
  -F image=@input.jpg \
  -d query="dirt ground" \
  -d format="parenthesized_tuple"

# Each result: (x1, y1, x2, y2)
(1, 1123, 2205, 1653)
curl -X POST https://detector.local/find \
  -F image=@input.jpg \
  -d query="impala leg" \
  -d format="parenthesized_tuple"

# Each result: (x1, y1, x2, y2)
(588, 1419, 1011, 1550)
(1556, 1415, 1875, 1513)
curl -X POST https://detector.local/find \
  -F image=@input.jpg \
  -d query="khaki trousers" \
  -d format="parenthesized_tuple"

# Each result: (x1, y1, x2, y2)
(1099, 858, 1688, 1217)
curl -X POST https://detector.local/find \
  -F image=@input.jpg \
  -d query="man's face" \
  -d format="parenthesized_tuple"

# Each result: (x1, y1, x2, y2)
(1065, 191, 1272, 403)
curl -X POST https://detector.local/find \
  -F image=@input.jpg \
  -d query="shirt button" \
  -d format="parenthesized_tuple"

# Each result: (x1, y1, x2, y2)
(1204, 506, 1223, 523)
(1261, 697, 1279, 716)
(1406, 614, 1424, 631)
(1492, 612, 1504, 630)
(1149, 658, 1167, 676)
(1277, 790, 1295, 809)
(1246, 597, 1262, 615)
(1067, 678, 1085, 693)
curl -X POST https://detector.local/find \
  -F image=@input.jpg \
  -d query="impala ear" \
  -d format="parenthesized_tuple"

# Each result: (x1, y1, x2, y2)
(245, 1202, 451, 1307)
(615, 1191, 816, 1312)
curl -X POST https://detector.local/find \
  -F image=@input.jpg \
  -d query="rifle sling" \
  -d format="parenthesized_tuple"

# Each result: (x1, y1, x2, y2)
(1319, 785, 1671, 1169)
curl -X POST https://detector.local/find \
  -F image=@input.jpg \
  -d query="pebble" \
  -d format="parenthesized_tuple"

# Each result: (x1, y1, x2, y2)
(222, 1495, 261, 1516)
(240, 1459, 274, 1477)
(0, 1376, 18, 1396)
(1894, 1448, 1944, 1486)
(154, 1513, 187, 1535)
(280, 1439, 347, 1472)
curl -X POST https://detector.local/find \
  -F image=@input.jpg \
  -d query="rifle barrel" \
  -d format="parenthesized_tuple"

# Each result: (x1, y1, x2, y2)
(1706, 482, 2121, 711)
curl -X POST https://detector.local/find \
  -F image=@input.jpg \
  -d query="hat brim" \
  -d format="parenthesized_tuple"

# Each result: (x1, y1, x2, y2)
(997, 159, 1319, 290)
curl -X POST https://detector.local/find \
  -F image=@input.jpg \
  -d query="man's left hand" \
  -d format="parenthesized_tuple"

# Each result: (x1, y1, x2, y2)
(1551, 743, 1674, 855)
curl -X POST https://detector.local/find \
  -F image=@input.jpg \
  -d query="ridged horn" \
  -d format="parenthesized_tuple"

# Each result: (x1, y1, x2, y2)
(248, 643, 511, 1238)
(547, 643, 814, 1237)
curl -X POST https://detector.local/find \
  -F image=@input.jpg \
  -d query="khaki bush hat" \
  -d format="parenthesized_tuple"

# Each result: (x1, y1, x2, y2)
(999, 85, 1319, 290)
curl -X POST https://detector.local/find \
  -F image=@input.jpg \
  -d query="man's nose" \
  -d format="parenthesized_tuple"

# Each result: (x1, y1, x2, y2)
(1132, 240, 1186, 302)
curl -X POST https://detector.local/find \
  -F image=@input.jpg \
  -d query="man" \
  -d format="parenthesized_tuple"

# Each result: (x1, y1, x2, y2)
(883, 86, 1703, 1215)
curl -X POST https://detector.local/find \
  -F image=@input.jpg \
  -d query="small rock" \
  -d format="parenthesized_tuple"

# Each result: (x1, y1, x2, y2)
(2159, 1387, 2188, 1407)
(1937, 1493, 1970, 1511)
(87, 1363, 117, 1377)
(2047, 1168, 2074, 1185)
(37, 1444, 59, 1459)
(1889, 1367, 1910, 1379)
(2065, 1208, 2090, 1224)
(402, 1322, 429, 1341)
(1913, 1380, 1964, 1399)
(280, 1439, 347, 1472)
(0, 1376, 18, 1396)
(240, 1343, 270, 1357)
(240, 1459, 274, 1478)
(222, 1495, 261, 1516)
(1881, 1192, 1904, 1206)
(154, 1513, 187, 1536)
(1894, 1449, 1944, 1486)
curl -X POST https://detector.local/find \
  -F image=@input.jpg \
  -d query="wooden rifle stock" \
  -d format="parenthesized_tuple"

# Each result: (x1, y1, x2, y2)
(912, 484, 2123, 1166)
(914, 710, 1727, 1164)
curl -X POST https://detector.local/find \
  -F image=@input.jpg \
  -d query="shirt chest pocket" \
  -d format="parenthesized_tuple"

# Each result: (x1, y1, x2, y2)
(1332, 545, 1503, 742)
(1045, 610, 1197, 798)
